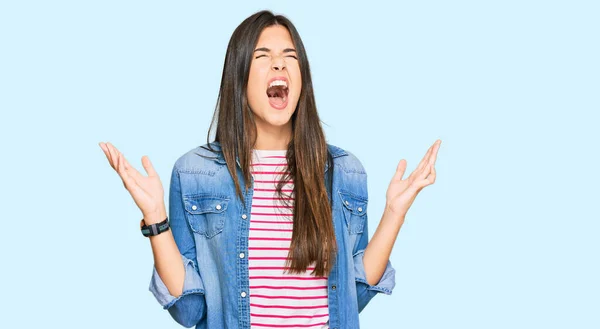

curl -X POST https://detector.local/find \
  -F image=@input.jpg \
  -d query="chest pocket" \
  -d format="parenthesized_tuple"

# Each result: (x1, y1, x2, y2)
(183, 194, 229, 238)
(338, 190, 367, 234)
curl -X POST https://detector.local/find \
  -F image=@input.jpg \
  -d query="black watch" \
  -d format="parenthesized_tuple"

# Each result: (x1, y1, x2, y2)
(140, 217, 170, 237)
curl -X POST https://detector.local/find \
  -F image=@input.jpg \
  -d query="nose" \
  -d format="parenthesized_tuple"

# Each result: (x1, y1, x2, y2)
(271, 56, 286, 71)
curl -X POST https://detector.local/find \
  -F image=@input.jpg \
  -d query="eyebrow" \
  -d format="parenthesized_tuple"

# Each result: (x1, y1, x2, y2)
(254, 47, 297, 53)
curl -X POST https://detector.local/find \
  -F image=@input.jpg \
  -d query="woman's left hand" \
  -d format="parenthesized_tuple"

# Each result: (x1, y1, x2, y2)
(385, 139, 442, 220)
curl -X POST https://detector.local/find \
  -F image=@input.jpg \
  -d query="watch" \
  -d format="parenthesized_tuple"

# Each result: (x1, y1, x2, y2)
(140, 217, 170, 237)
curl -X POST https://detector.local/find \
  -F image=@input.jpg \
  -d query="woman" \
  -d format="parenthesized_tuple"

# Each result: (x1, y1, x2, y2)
(99, 10, 440, 329)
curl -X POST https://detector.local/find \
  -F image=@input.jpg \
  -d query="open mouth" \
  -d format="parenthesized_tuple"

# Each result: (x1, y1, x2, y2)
(266, 78, 289, 110)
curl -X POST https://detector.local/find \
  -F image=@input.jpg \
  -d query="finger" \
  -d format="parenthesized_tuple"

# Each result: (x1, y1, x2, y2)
(141, 155, 158, 177)
(122, 164, 144, 194)
(99, 143, 114, 167)
(413, 177, 432, 191)
(428, 140, 441, 166)
(428, 165, 436, 184)
(106, 143, 120, 170)
(415, 162, 432, 183)
(121, 155, 145, 181)
(415, 143, 435, 173)
(409, 148, 433, 181)
(117, 151, 142, 192)
(392, 159, 407, 181)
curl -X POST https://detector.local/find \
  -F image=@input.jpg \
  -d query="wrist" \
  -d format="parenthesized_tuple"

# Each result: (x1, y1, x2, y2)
(384, 203, 406, 222)
(143, 208, 167, 225)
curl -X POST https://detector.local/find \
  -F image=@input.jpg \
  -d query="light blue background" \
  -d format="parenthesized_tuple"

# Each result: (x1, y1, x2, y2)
(1, 0, 598, 328)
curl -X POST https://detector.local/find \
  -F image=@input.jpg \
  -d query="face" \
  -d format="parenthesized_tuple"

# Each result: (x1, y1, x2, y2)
(246, 25, 302, 133)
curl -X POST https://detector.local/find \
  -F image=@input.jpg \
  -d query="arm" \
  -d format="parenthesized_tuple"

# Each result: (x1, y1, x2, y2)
(352, 209, 397, 313)
(148, 164, 207, 327)
(362, 209, 404, 286)
(350, 161, 397, 313)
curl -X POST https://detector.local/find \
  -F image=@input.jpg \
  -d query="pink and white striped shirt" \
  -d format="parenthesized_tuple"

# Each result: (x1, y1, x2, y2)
(248, 149, 330, 329)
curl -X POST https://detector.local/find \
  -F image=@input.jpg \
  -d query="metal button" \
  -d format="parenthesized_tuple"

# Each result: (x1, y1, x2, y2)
(345, 200, 349, 206)
(242, 214, 247, 220)
(241, 291, 247, 297)
(331, 285, 336, 290)
(216, 204, 222, 210)
(191, 205, 197, 210)
(358, 207, 363, 212)
(239, 253, 245, 258)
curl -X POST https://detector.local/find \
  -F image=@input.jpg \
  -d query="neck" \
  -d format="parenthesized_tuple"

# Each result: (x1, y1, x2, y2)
(254, 121, 292, 150)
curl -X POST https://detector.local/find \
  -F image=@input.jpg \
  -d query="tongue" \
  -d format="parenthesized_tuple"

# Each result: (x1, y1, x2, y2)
(269, 96, 285, 107)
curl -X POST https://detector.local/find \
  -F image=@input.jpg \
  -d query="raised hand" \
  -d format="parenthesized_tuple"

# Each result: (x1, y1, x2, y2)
(385, 139, 441, 219)
(99, 142, 166, 225)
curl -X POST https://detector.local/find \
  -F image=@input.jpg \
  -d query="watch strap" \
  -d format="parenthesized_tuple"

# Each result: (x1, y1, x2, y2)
(141, 217, 170, 237)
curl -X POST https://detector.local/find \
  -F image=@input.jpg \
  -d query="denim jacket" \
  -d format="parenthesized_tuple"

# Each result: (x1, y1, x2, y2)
(149, 141, 396, 328)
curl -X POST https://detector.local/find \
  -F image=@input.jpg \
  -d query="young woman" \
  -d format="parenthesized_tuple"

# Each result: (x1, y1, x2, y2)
(99, 10, 440, 329)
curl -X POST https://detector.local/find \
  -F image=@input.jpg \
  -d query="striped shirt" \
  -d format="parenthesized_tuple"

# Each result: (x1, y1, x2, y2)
(248, 149, 330, 329)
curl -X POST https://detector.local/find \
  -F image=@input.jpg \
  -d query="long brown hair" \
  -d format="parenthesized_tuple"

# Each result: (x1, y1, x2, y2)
(203, 10, 336, 277)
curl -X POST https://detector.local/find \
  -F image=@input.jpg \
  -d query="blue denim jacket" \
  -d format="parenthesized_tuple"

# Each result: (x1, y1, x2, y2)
(149, 141, 396, 328)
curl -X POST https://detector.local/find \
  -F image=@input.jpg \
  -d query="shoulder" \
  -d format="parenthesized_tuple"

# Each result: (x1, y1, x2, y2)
(172, 141, 225, 173)
(327, 143, 366, 174)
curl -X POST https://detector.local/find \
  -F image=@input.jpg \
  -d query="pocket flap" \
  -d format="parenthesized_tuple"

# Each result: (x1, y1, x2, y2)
(183, 194, 229, 215)
(338, 191, 367, 216)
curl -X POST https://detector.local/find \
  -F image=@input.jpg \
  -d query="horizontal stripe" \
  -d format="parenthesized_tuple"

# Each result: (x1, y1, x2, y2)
(251, 294, 327, 300)
(254, 188, 294, 192)
(249, 276, 327, 280)
(249, 220, 293, 224)
(251, 322, 328, 328)
(249, 237, 291, 241)
(251, 204, 294, 208)
(251, 163, 287, 167)
(251, 313, 328, 319)
(250, 303, 328, 310)
(251, 212, 293, 216)
(249, 267, 315, 271)
(248, 247, 291, 251)
(260, 155, 287, 159)
(252, 196, 295, 200)
(250, 285, 328, 290)
(250, 228, 293, 232)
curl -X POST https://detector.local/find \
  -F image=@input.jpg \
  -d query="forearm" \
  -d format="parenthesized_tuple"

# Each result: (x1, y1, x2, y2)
(362, 207, 405, 286)
(146, 210, 185, 298)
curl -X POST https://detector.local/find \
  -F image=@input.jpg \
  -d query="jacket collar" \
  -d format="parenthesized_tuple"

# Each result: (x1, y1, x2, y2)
(196, 141, 347, 173)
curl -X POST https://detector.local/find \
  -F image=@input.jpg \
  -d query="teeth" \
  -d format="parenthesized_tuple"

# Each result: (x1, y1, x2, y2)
(269, 80, 288, 88)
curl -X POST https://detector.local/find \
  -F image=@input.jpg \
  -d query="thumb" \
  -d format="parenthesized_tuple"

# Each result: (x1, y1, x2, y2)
(392, 159, 407, 181)
(141, 155, 158, 177)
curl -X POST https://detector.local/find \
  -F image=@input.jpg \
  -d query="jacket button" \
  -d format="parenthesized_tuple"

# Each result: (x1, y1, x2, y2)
(191, 205, 197, 210)
(331, 285, 336, 290)
(358, 207, 363, 212)
(216, 204, 222, 210)
(345, 200, 349, 206)
(241, 214, 247, 220)
(239, 252, 245, 258)
(241, 291, 247, 297)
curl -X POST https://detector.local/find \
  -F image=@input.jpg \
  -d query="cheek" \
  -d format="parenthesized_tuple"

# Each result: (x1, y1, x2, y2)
(247, 65, 266, 100)
(291, 68, 302, 96)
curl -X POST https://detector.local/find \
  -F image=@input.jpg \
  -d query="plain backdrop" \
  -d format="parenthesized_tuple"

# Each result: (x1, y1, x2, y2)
(1, 0, 598, 328)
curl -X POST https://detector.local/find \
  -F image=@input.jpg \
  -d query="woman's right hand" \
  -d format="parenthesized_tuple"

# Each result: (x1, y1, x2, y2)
(99, 142, 166, 225)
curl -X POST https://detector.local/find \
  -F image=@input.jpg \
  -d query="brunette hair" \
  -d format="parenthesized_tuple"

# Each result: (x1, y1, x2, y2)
(203, 10, 336, 277)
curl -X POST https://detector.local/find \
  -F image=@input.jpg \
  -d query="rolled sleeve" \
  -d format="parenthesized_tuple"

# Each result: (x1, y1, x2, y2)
(353, 249, 396, 294)
(353, 249, 396, 312)
(149, 254, 206, 309)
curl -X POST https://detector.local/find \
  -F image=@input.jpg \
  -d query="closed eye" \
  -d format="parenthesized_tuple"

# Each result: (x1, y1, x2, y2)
(286, 55, 298, 59)
(255, 54, 267, 59)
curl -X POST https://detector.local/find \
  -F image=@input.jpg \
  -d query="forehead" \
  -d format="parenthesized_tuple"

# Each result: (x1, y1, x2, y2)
(255, 25, 294, 48)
